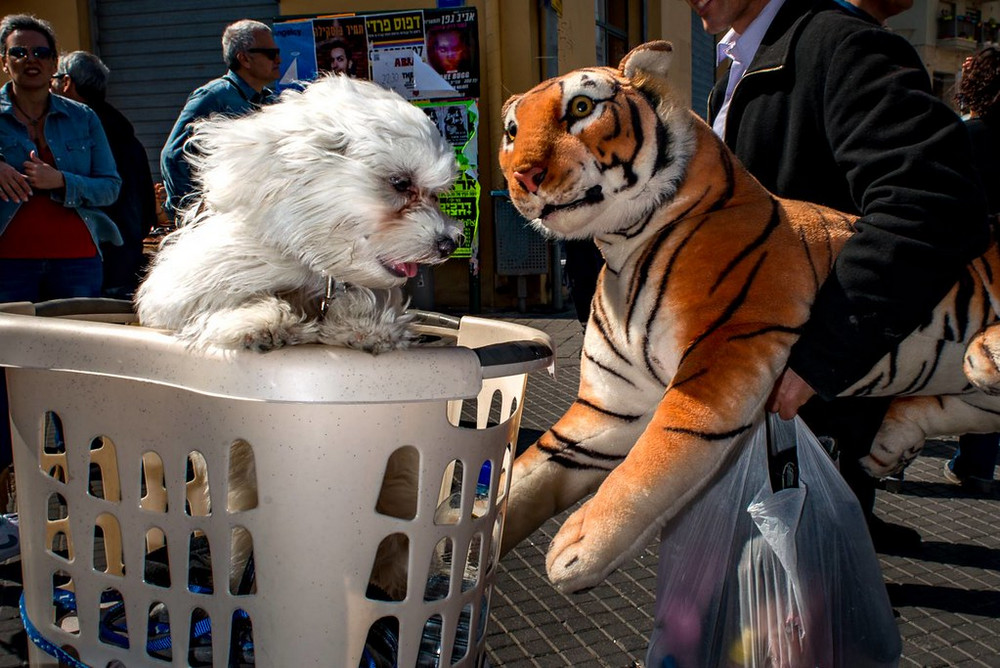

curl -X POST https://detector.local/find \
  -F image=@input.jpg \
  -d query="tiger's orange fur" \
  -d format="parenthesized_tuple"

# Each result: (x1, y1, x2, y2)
(498, 41, 1000, 593)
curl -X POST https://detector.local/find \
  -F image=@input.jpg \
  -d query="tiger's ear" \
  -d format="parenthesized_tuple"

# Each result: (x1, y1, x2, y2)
(618, 41, 673, 99)
(619, 40, 673, 79)
(501, 93, 523, 118)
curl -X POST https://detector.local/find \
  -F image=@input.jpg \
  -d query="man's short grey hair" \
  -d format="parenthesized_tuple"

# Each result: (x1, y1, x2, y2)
(57, 50, 110, 103)
(223, 19, 271, 71)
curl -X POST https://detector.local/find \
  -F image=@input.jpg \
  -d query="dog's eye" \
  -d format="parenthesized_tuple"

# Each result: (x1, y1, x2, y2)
(389, 176, 412, 193)
(567, 95, 595, 119)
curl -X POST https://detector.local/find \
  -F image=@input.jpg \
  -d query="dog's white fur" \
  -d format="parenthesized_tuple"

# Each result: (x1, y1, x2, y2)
(142, 74, 461, 599)
(136, 74, 461, 353)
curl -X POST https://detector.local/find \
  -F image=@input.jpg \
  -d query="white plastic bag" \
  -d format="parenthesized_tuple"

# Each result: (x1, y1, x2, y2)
(646, 415, 901, 668)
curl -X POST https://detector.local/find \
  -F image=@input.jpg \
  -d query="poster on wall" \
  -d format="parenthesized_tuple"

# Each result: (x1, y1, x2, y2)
(439, 173, 480, 259)
(313, 15, 370, 80)
(273, 20, 317, 90)
(273, 7, 479, 99)
(416, 99, 479, 179)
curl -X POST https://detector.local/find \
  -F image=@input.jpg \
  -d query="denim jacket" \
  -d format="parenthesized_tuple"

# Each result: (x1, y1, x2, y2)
(0, 83, 123, 249)
(160, 71, 274, 217)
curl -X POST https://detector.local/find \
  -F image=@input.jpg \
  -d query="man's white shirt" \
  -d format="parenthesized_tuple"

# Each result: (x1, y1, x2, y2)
(712, 0, 788, 138)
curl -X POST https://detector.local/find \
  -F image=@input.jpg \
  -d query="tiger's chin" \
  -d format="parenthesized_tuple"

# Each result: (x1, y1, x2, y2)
(532, 192, 616, 239)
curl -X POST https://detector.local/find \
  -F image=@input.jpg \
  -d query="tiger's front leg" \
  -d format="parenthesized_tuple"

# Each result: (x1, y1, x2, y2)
(544, 335, 788, 594)
(500, 401, 652, 556)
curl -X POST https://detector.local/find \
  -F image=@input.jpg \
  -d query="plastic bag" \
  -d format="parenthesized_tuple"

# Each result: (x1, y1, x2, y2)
(646, 415, 901, 668)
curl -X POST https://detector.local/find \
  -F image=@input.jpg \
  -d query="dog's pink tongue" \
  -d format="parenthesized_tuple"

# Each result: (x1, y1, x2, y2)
(399, 262, 418, 278)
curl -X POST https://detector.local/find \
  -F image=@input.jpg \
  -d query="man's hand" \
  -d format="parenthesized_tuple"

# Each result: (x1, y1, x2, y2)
(767, 368, 817, 419)
(22, 151, 65, 191)
(0, 161, 32, 203)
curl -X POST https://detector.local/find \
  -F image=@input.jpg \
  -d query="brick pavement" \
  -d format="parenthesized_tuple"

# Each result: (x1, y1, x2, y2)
(485, 314, 1000, 668)
(0, 311, 997, 666)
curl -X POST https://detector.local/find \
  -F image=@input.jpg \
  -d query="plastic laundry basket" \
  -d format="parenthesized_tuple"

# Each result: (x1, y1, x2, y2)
(0, 299, 553, 668)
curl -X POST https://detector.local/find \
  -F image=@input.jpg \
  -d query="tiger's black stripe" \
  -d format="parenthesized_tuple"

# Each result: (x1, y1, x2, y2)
(537, 429, 625, 470)
(583, 350, 638, 387)
(968, 402, 1000, 417)
(953, 269, 975, 341)
(545, 454, 617, 471)
(662, 423, 752, 440)
(710, 198, 780, 295)
(901, 339, 947, 395)
(635, 212, 711, 336)
(852, 372, 885, 396)
(650, 105, 674, 177)
(542, 428, 626, 461)
(621, 191, 709, 316)
(576, 397, 644, 421)
(726, 324, 802, 341)
(638, 217, 718, 385)
(591, 292, 633, 365)
(897, 360, 929, 395)
(706, 143, 737, 212)
(670, 367, 709, 390)
(979, 283, 994, 332)
(943, 312, 955, 343)
(678, 251, 769, 367)
(884, 346, 901, 389)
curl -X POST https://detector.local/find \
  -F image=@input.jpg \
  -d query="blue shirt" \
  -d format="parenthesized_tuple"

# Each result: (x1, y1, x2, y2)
(159, 71, 275, 217)
(0, 83, 122, 248)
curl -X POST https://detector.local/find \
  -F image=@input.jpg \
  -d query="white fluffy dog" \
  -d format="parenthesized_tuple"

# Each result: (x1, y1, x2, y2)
(136, 74, 462, 353)
(139, 74, 461, 600)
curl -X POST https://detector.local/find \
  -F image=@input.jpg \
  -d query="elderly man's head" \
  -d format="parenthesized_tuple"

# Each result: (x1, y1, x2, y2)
(51, 50, 109, 104)
(222, 19, 280, 91)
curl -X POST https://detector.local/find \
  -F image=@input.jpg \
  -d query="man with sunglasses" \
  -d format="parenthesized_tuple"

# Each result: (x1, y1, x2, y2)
(160, 19, 281, 220)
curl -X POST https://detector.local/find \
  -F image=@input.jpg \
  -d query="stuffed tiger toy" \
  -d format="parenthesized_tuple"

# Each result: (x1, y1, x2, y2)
(498, 40, 1000, 594)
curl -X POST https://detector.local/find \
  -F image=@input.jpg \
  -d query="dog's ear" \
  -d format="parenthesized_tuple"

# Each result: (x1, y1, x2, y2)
(308, 128, 351, 155)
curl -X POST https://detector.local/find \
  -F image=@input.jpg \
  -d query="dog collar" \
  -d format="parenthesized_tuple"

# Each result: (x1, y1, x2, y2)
(320, 273, 348, 318)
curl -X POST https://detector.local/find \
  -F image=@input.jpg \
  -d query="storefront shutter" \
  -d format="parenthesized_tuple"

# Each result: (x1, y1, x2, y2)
(94, 0, 279, 180)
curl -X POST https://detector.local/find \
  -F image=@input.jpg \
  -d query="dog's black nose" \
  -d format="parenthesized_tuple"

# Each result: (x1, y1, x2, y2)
(437, 236, 458, 257)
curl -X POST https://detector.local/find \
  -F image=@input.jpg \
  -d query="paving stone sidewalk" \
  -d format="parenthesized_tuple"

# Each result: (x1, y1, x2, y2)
(485, 313, 1000, 668)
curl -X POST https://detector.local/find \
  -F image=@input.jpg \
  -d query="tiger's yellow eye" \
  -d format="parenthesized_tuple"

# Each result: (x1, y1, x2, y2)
(505, 122, 517, 142)
(567, 95, 595, 119)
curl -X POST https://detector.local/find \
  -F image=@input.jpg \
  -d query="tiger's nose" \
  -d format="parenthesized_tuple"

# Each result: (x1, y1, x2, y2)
(513, 166, 546, 194)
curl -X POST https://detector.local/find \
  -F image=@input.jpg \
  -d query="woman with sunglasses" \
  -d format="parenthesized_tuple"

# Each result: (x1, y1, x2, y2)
(0, 13, 121, 303)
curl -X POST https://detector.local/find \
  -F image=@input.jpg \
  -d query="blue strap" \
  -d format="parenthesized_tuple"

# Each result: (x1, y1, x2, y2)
(19, 592, 93, 668)
(24, 585, 242, 661)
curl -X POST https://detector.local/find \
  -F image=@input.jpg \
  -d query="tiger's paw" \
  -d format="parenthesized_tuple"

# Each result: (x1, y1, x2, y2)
(545, 498, 653, 594)
(964, 326, 1000, 395)
(861, 416, 925, 477)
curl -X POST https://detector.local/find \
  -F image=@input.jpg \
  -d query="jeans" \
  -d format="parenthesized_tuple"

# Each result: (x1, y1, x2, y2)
(953, 433, 1000, 480)
(0, 257, 103, 302)
(0, 256, 103, 470)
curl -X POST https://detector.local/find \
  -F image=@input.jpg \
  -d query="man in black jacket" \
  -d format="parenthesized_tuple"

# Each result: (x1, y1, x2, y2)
(692, 0, 990, 550)
(52, 51, 157, 298)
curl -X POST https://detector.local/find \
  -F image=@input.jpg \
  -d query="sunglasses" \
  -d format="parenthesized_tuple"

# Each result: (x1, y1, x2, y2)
(5, 46, 55, 60)
(247, 48, 280, 61)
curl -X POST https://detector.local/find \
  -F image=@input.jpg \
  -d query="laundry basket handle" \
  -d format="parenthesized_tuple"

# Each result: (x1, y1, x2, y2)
(472, 340, 553, 379)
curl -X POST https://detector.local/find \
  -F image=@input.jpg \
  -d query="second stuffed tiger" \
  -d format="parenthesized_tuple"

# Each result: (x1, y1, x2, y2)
(498, 40, 1000, 594)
